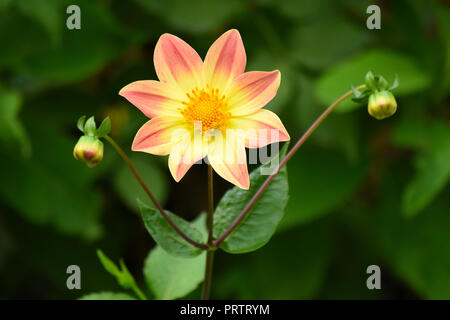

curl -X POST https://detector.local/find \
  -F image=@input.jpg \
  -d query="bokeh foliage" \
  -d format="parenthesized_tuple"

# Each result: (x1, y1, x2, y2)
(0, 0, 449, 299)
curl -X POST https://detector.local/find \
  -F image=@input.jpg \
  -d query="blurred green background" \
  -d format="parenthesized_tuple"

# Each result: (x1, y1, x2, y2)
(1, 0, 449, 299)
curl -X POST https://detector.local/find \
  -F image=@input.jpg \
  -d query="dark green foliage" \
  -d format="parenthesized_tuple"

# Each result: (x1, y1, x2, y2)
(213, 143, 289, 253)
(0, 0, 449, 299)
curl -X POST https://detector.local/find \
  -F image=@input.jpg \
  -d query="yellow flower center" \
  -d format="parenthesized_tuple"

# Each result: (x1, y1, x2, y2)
(180, 87, 231, 132)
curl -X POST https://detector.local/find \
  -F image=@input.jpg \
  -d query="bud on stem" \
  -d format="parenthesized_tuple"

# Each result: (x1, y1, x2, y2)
(73, 115, 110, 168)
(73, 135, 104, 168)
(352, 71, 399, 120)
(368, 90, 397, 120)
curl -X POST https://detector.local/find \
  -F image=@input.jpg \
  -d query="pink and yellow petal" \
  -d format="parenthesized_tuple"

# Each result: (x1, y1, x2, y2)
(132, 117, 188, 155)
(207, 132, 249, 189)
(228, 109, 290, 148)
(203, 29, 246, 92)
(119, 80, 185, 118)
(168, 134, 206, 182)
(154, 33, 204, 92)
(227, 70, 281, 116)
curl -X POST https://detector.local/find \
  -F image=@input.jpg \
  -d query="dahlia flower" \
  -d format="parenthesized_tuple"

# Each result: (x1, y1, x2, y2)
(120, 29, 289, 189)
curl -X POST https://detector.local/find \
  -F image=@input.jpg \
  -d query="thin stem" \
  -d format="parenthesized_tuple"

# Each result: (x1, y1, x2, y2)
(104, 135, 208, 250)
(213, 85, 366, 247)
(206, 165, 214, 245)
(201, 251, 214, 300)
(201, 165, 215, 300)
(131, 283, 147, 300)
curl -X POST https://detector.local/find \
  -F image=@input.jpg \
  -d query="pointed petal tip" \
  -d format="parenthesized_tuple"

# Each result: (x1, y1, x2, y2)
(118, 85, 127, 96)
(280, 127, 290, 141)
(130, 140, 138, 152)
(239, 179, 250, 190)
(169, 160, 186, 183)
(131, 133, 145, 152)
(171, 170, 183, 183)
(156, 33, 186, 48)
(158, 32, 176, 41)
(225, 28, 241, 37)
(272, 70, 281, 81)
(118, 82, 138, 97)
(267, 70, 281, 85)
(230, 173, 250, 190)
(228, 71, 282, 116)
(154, 32, 203, 91)
(204, 28, 246, 90)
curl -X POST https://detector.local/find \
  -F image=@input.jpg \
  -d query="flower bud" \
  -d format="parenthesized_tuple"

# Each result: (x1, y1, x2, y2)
(368, 91, 397, 120)
(73, 135, 104, 168)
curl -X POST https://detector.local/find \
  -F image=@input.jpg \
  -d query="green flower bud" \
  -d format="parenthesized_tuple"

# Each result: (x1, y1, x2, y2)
(73, 135, 104, 168)
(368, 91, 397, 120)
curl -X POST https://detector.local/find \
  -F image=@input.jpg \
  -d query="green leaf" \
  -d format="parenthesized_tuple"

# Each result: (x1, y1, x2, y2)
(278, 146, 368, 231)
(391, 112, 430, 150)
(0, 0, 12, 11)
(16, 0, 129, 84)
(436, 5, 450, 97)
(76, 115, 86, 134)
(96, 250, 137, 290)
(78, 292, 136, 300)
(97, 249, 121, 276)
(214, 220, 335, 299)
(385, 202, 450, 299)
(96, 117, 111, 138)
(0, 87, 30, 157)
(113, 154, 168, 213)
(0, 124, 102, 240)
(0, 8, 50, 71)
(133, 0, 242, 34)
(213, 143, 289, 254)
(143, 214, 206, 300)
(17, 0, 63, 45)
(270, 0, 334, 22)
(139, 200, 205, 257)
(8, 218, 116, 293)
(290, 14, 371, 70)
(144, 246, 206, 300)
(315, 49, 432, 112)
(364, 71, 376, 90)
(402, 122, 450, 217)
(84, 116, 96, 136)
(373, 168, 450, 299)
(389, 74, 399, 91)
